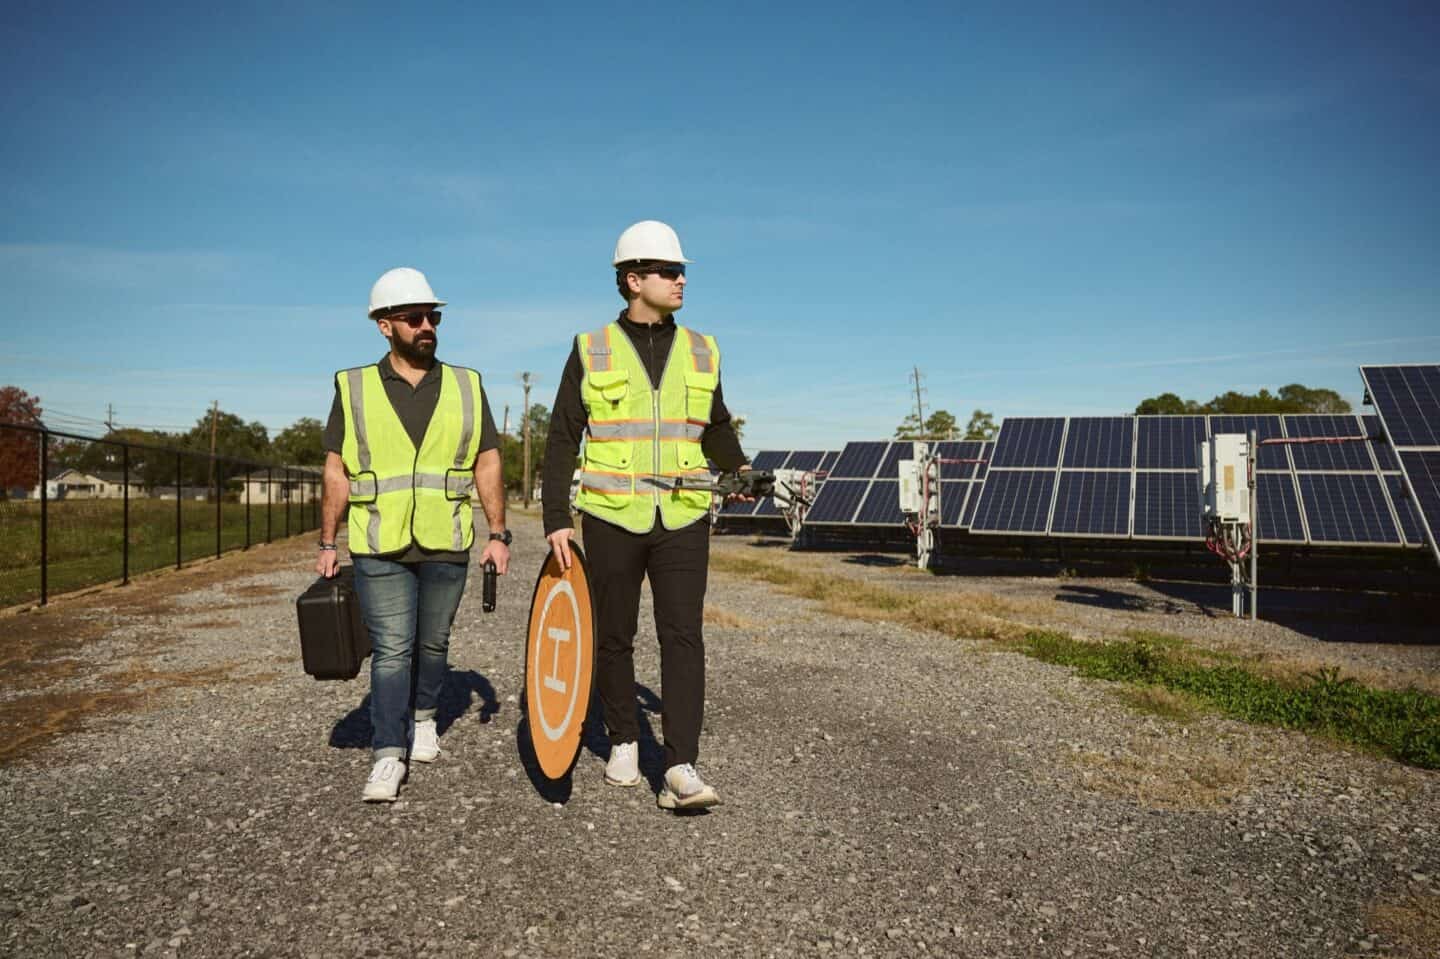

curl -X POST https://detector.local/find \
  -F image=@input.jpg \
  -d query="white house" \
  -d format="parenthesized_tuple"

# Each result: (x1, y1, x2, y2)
(232, 468, 322, 505)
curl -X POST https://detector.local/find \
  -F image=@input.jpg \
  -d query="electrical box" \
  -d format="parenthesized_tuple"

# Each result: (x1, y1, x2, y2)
(1200, 434, 1250, 522)
(772, 468, 803, 508)
(898, 459, 922, 513)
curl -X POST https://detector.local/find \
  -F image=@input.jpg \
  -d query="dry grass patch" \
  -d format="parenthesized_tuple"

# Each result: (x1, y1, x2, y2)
(227, 582, 293, 599)
(1066, 740, 1251, 809)
(0, 663, 239, 765)
(1364, 891, 1440, 958)
(177, 618, 242, 631)
(704, 606, 760, 630)
(1112, 685, 1201, 722)
(708, 552, 1037, 641)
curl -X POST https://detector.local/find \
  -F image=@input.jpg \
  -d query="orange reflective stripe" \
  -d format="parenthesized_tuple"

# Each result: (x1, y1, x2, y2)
(686, 328, 712, 373)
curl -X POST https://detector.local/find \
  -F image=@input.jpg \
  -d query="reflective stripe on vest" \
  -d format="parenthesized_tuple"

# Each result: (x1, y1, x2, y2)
(338, 363, 483, 554)
(572, 322, 720, 534)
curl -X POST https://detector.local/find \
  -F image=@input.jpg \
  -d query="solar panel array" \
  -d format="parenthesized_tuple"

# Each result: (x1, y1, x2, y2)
(1360, 365, 1440, 563)
(719, 449, 836, 519)
(969, 414, 1419, 548)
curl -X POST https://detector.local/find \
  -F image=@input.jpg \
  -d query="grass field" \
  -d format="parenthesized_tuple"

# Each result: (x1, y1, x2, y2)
(0, 497, 319, 606)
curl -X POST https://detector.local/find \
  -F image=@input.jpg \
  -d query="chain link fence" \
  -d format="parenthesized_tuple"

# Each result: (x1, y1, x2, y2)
(0, 422, 321, 607)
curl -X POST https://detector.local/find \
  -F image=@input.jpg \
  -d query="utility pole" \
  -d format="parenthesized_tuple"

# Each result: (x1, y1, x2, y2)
(502, 404, 510, 439)
(105, 403, 115, 432)
(521, 373, 533, 508)
(910, 367, 927, 439)
(208, 400, 218, 497)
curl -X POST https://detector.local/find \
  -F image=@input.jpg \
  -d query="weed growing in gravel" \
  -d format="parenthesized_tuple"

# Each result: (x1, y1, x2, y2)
(1020, 631, 1440, 769)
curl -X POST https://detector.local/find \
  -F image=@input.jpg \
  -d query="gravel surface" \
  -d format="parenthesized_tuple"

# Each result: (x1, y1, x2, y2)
(2, 510, 1437, 958)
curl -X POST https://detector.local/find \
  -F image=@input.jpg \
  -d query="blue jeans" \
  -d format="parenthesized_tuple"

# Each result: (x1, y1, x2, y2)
(352, 556, 469, 760)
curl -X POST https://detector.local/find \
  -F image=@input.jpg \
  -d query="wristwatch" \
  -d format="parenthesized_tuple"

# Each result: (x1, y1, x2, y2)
(488, 529, 512, 546)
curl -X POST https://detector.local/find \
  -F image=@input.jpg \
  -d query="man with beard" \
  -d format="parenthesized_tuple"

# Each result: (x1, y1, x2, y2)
(318, 267, 510, 802)
(541, 221, 748, 811)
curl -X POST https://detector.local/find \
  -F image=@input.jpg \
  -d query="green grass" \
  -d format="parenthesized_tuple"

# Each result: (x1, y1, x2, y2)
(0, 498, 320, 606)
(1020, 631, 1440, 769)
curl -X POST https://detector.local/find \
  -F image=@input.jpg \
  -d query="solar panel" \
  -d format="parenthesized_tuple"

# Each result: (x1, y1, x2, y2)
(1362, 365, 1440, 563)
(880, 442, 918, 479)
(856, 481, 904, 525)
(1296, 473, 1401, 545)
(939, 481, 970, 527)
(804, 479, 868, 523)
(818, 450, 840, 473)
(961, 480, 984, 527)
(786, 450, 826, 471)
(1051, 471, 1131, 536)
(750, 450, 791, 471)
(1061, 418, 1134, 469)
(936, 440, 986, 480)
(754, 495, 782, 517)
(1398, 451, 1440, 551)
(1364, 415, 1400, 471)
(990, 418, 1065, 468)
(1256, 473, 1306, 543)
(1284, 415, 1373, 471)
(1135, 416, 1207, 470)
(1133, 472, 1202, 540)
(970, 470, 1056, 534)
(829, 442, 888, 479)
(1208, 415, 1289, 470)
(1386, 473, 1427, 547)
(1363, 366, 1440, 447)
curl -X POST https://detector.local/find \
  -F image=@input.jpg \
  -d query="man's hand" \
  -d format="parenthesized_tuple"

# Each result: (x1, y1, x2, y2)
(547, 528, 575, 570)
(479, 539, 510, 575)
(316, 548, 340, 578)
(725, 463, 756, 504)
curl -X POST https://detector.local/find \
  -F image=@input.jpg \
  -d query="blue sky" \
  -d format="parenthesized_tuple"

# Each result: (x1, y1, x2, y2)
(3, 1, 1437, 453)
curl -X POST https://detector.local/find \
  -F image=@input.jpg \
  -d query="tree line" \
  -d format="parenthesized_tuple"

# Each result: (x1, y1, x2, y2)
(896, 383, 1351, 441)
(0, 385, 552, 498)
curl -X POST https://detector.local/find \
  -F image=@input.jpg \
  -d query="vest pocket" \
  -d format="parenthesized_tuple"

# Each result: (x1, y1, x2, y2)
(683, 371, 716, 421)
(581, 440, 634, 505)
(587, 369, 631, 407)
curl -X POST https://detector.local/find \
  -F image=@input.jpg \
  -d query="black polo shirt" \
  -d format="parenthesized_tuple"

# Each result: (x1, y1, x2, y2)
(324, 354, 499, 564)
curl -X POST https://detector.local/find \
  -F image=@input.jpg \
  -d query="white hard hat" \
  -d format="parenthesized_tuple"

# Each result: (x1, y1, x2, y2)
(612, 220, 691, 266)
(368, 267, 446, 319)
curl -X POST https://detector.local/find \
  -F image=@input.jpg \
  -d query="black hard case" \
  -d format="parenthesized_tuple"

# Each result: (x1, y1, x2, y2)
(296, 566, 371, 680)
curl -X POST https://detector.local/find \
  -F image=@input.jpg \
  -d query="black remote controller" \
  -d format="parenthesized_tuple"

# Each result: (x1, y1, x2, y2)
(482, 560, 497, 612)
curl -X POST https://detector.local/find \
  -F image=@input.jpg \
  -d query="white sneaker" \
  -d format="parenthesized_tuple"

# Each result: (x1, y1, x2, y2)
(361, 757, 405, 803)
(657, 763, 720, 810)
(410, 719, 440, 763)
(604, 741, 643, 787)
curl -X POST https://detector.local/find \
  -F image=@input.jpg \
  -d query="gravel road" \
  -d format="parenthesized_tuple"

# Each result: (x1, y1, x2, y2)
(2, 510, 1437, 958)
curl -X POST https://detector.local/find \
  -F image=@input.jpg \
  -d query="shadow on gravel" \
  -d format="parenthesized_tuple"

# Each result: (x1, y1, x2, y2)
(1055, 584, 1192, 616)
(509, 682, 710, 811)
(842, 554, 910, 569)
(328, 669, 500, 750)
(1141, 580, 1440, 644)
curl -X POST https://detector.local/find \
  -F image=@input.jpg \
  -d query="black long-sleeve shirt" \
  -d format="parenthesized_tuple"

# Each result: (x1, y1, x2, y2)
(542, 312, 747, 534)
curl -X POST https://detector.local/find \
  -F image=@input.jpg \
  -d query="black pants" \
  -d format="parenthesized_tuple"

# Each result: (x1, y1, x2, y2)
(582, 512, 708, 769)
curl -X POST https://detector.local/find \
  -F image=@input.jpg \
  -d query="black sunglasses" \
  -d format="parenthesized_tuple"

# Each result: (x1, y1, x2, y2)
(386, 309, 442, 328)
(633, 263, 685, 280)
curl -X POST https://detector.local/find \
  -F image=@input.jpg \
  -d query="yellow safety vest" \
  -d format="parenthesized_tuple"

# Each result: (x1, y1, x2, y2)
(573, 321, 719, 533)
(337, 363, 484, 555)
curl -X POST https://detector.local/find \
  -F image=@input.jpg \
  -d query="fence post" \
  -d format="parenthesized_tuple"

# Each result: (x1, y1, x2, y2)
(40, 430, 48, 606)
(214, 458, 221, 560)
(245, 465, 251, 550)
(267, 467, 273, 543)
(176, 451, 183, 569)
(122, 444, 130, 586)
(285, 468, 292, 538)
